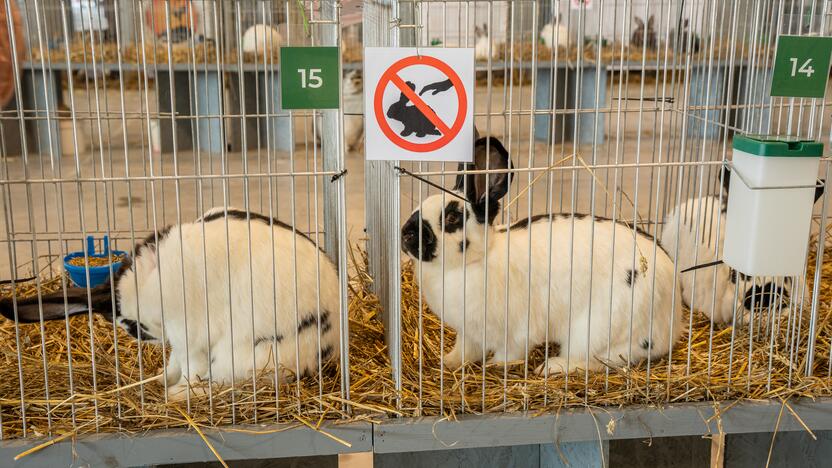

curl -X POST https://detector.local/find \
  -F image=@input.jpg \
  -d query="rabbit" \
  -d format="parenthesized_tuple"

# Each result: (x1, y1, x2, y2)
(671, 19, 701, 54)
(241, 24, 283, 55)
(540, 14, 569, 50)
(0, 207, 341, 401)
(401, 136, 685, 375)
(313, 69, 363, 151)
(474, 24, 498, 60)
(631, 16, 658, 50)
(342, 69, 364, 152)
(386, 81, 441, 138)
(660, 168, 824, 324)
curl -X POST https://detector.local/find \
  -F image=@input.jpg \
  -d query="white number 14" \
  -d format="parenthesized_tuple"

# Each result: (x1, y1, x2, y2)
(298, 68, 323, 88)
(790, 57, 816, 78)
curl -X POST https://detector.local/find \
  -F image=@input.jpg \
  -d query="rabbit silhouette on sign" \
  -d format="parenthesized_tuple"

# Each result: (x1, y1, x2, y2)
(386, 81, 442, 138)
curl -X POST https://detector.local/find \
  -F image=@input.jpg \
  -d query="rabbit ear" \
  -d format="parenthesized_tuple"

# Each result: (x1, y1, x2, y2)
(814, 180, 825, 204)
(474, 25, 481, 36)
(719, 166, 731, 193)
(0, 283, 114, 323)
(648, 16, 655, 27)
(461, 137, 513, 224)
(635, 17, 644, 27)
(482, 23, 488, 34)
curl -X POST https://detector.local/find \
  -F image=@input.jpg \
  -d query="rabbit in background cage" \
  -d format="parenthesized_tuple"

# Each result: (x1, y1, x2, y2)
(474, 24, 500, 60)
(313, 69, 364, 151)
(342, 69, 364, 152)
(57, 104, 161, 157)
(660, 168, 824, 325)
(0, 208, 340, 401)
(241, 24, 283, 56)
(401, 136, 685, 375)
(670, 19, 701, 54)
(631, 16, 658, 50)
(540, 14, 569, 50)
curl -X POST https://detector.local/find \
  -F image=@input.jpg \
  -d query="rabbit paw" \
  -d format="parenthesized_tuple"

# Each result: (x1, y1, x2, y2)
(166, 381, 211, 402)
(442, 347, 464, 370)
(535, 357, 571, 376)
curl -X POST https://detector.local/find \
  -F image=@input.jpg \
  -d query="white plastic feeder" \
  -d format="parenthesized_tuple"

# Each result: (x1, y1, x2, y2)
(723, 135, 823, 276)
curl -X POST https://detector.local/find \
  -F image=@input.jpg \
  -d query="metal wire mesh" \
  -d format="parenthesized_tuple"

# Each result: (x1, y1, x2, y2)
(0, 0, 350, 440)
(369, 0, 832, 416)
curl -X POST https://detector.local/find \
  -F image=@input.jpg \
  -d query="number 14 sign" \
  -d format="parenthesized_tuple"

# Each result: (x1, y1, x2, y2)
(771, 35, 832, 98)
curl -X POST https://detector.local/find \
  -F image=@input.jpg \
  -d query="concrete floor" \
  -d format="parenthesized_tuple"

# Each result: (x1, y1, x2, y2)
(0, 77, 827, 278)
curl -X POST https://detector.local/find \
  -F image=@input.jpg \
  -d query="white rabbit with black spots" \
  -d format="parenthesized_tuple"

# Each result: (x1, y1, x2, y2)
(660, 168, 823, 324)
(0, 208, 340, 401)
(401, 137, 685, 375)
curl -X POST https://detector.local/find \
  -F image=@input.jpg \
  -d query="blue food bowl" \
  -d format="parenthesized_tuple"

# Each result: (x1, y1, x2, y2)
(64, 236, 129, 288)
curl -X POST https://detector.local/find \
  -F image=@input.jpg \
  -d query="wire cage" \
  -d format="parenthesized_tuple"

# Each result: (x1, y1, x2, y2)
(1, 0, 832, 464)
(0, 0, 351, 446)
(365, 0, 832, 418)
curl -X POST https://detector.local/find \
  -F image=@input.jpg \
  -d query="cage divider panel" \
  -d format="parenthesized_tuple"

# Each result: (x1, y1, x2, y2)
(534, 64, 607, 145)
(193, 69, 225, 154)
(156, 69, 193, 153)
(22, 68, 62, 157)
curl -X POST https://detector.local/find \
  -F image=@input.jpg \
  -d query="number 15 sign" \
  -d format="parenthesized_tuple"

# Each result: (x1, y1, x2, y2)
(280, 47, 340, 109)
(771, 35, 832, 98)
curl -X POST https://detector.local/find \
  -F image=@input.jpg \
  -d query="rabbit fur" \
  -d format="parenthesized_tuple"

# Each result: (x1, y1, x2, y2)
(0, 208, 340, 401)
(540, 14, 569, 50)
(342, 69, 364, 151)
(474, 24, 499, 60)
(660, 168, 823, 324)
(401, 136, 685, 375)
(242, 24, 282, 55)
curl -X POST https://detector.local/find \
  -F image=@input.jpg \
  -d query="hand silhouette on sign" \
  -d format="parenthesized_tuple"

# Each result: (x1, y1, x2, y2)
(419, 79, 453, 96)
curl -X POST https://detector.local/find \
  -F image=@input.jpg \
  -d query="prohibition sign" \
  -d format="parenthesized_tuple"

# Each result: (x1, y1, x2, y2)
(373, 55, 468, 153)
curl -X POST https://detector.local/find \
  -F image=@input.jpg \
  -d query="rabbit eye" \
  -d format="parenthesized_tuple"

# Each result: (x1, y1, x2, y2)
(442, 201, 465, 233)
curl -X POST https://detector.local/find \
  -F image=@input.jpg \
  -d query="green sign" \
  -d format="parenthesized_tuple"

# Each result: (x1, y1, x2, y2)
(771, 35, 832, 98)
(280, 47, 340, 109)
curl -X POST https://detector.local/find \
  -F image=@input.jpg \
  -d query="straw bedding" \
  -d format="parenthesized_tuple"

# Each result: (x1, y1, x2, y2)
(1, 244, 831, 441)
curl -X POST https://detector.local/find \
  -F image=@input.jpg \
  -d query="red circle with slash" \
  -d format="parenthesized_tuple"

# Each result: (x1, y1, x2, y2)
(374, 55, 468, 153)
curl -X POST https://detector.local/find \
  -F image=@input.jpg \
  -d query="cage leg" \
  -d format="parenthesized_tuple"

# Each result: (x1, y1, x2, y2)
(259, 70, 292, 152)
(194, 70, 225, 154)
(22, 68, 61, 156)
(533, 66, 568, 145)
(566, 66, 608, 146)
(157, 70, 193, 153)
(1, 94, 23, 157)
(225, 71, 260, 152)
(686, 65, 729, 140)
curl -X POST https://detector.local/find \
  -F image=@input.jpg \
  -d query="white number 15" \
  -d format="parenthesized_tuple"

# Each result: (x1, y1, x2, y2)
(298, 68, 323, 88)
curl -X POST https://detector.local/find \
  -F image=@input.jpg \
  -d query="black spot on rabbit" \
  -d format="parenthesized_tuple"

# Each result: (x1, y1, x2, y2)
(401, 211, 438, 261)
(386, 81, 441, 138)
(442, 201, 465, 233)
(640, 339, 651, 351)
(255, 334, 284, 346)
(625, 269, 638, 287)
(743, 282, 786, 311)
(458, 239, 470, 252)
(632, 16, 658, 50)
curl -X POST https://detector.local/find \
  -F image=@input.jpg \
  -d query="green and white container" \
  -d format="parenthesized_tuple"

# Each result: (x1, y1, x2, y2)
(724, 135, 823, 276)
